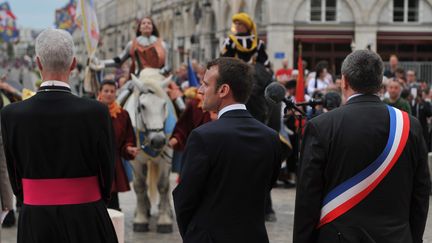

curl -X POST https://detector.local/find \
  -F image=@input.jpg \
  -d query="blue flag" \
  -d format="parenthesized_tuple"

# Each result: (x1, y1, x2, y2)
(187, 59, 199, 87)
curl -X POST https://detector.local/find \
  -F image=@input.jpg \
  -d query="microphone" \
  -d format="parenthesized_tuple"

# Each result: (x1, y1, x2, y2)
(264, 82, 306, 116)
(264, 82, 286, 105)
(295, 98, 323, 107)
(264, 82, 323, 107)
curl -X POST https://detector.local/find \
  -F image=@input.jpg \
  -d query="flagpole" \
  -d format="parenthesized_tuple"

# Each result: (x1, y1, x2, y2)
(295, 41, 306, 161)
(299, 42, 302, 60)
(77, 0, 101, 96)
(295, 41, 305, 103)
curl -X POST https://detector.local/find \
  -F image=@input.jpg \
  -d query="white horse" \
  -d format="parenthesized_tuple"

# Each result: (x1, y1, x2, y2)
(122, 68, 176, 233)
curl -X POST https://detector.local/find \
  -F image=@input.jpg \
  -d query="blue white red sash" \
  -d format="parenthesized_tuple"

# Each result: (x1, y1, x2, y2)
(318, 105, 410, 228)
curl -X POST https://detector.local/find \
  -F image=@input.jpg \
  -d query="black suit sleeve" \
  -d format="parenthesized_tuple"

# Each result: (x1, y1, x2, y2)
(409, 119, 431, 243)
(97, 107, 116, 203)
(271, 135, 282, 188)
(293, 121, 326, 243)
(172, 130, 210, 238)
(0, 111, 23, 202)
(423, 101, 432, 118)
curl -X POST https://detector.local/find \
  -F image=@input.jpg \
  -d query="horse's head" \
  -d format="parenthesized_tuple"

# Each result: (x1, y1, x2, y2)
(132, 75, 169, 151)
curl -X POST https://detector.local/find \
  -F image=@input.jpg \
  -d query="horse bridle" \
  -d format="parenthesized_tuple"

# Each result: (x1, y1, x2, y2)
(136, 112, 165, 137)
(134, 91, 173, 160)
(135, 91, 167, 148)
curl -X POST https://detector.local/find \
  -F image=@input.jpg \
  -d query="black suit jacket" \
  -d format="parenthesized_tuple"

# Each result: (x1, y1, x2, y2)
(293, 95, 431, 243)
(173, 109, 281, 243)
(411, 100, 432, 145)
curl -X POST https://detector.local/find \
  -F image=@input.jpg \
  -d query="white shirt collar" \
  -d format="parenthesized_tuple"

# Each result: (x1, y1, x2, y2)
(346, 93, 363, 102)
(40, 80, 71, 89)
(217, 104, 247, 119)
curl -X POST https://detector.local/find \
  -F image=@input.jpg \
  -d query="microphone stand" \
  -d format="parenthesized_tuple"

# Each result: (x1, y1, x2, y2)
(283, 99, 306, 118)
(282, 99, 306, 177)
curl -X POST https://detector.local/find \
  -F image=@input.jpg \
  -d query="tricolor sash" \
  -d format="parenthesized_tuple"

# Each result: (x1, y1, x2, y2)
(318, 105, 410, 228)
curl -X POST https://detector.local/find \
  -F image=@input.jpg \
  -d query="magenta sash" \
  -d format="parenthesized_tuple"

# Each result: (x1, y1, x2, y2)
(22, 176, 101, 205)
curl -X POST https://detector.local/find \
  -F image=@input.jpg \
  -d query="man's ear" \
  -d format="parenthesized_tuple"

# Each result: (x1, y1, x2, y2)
(69, 57, 77, 71)
(218, 84, 230, 99)
(36, 56, 43, 71)
(341, 74, 349, 90)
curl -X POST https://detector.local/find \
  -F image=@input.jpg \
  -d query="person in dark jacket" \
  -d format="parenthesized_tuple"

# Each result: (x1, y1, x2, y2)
(410, 88, 432, 149)
(294, 50, 430, 243)
(173, 57, 281, 243)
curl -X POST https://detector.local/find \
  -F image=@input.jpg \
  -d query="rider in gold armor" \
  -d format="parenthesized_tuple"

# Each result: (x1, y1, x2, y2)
(221, 12, 269, 67)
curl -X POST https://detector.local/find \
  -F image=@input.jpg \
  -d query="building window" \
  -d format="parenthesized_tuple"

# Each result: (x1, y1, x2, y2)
(311, 0, 337, 22)
(393, 0, 419, 22)
(255, 0, 268, 26)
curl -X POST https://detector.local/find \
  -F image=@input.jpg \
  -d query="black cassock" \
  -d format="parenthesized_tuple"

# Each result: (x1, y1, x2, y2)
(1, 84, 118, 243)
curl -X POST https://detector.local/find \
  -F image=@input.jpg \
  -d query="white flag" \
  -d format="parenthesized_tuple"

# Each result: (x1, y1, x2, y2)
(75, 0, 99, 56)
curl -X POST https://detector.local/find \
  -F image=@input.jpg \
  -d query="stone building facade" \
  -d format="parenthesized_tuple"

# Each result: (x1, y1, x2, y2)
(88, 0, 432, 75)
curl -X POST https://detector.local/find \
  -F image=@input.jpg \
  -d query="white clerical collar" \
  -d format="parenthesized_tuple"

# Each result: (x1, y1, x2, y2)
(217, 104, 247, 119)
(40, 80, 71, 89)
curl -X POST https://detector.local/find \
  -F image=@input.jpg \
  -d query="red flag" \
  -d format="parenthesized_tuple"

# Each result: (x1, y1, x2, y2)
(295, 53, 305, 102)
(294, 49, 306, 131)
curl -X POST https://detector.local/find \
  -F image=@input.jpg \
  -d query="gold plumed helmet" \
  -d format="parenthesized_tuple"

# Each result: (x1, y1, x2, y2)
(232, 12, 254, 31)
(229, 12, 258, 53)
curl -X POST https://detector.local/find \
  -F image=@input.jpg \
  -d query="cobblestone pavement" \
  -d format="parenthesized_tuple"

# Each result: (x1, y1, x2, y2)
(2, 175, 432, 243)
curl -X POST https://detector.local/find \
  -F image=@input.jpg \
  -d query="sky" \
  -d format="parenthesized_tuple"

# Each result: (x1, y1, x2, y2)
(9, 0, 70, 29)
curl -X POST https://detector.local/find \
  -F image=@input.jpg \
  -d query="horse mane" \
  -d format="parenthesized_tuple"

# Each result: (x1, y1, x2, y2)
(131, 69, 178, 121)
(132, 69, 171, 102)
(142, 78, 170, 101)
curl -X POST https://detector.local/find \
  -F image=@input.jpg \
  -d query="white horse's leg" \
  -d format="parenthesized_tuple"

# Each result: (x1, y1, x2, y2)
(156, 149, 174, 233)
(131, 153, 151, 232)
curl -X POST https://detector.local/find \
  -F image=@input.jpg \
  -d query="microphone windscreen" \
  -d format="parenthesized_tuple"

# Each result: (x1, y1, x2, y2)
(264, 82, 286, 105)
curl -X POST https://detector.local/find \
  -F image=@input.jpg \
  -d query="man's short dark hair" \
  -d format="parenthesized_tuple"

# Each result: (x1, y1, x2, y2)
(401, 88, 410, 99)
(206, 57, 253, 103)
(314, 60, 329, 72)
(341, 50, 383, 94)
(285, 79, 297, 89)
(99, 80, 117, 91)
(395, 67, 405, 74)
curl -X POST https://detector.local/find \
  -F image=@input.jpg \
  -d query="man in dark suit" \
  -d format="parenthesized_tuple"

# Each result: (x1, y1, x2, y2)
(293, 50, 431, 243)
(173, 57, 281, 243)
(1, 29, 118, 243)
(410, 89, 432, 149)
